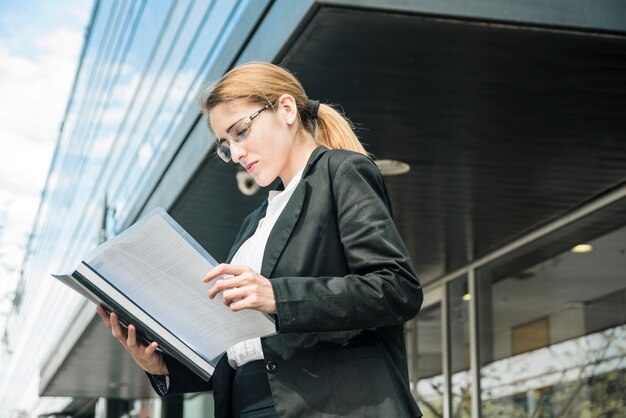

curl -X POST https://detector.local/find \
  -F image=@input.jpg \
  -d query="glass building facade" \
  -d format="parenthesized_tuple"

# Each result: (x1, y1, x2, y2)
(0, 1, 273, 415)
(1, 1, 625, 417)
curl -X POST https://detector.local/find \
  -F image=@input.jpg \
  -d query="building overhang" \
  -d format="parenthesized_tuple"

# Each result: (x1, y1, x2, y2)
(40, 301, 155, 399)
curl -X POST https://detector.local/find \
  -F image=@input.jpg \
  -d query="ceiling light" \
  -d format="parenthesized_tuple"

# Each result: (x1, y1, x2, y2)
(375, 159, 411, 176)
(571, 244, 593, 254)
(462, 293, 471, 302)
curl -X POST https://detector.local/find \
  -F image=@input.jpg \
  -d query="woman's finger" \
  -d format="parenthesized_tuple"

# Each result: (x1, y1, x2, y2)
(208, 275, 241, 298)
(208, 271, 256, 298)
(221, 286, 250, 306)
(145, 341, 159, 355)
(203, 263, 249, 283)
(109, 312, 128, 343)
(96, 305, 111, 328)
(127, 324, 138, 349)
(99, 307, 166, 375)
(229, 292, 267, 313)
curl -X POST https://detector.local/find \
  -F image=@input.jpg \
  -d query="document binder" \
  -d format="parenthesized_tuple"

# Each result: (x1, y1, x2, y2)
(53, 208, 276, 381)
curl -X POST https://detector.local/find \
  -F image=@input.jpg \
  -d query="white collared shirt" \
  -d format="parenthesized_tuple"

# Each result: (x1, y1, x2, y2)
(226, 168, 304, 368)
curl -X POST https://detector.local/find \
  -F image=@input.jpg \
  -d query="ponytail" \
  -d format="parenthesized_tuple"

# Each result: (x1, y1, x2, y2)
(313, 103, 367, 156)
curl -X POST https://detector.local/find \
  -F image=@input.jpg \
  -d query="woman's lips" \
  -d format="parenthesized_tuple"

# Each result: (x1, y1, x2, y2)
(246, 161, 258, 173)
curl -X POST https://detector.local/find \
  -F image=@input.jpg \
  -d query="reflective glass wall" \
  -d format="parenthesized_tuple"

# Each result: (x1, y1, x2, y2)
(477, 224, 626, 417)
(408, 303, 444, 416)
(449, 275, 473, 418)
(410, 198, 626, 417)
(0, 1, 268, 416)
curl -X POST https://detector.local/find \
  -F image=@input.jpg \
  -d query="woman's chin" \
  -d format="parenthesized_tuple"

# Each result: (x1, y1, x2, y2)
(252, 174, 275, 188)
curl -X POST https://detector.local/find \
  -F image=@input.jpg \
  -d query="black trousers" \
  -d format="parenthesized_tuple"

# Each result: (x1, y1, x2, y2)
(231, 360, 277, 418)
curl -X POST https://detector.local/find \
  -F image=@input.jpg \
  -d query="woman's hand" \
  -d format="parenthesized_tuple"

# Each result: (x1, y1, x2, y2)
(204, 264, 277, 314)
(96, 305, 168, 376)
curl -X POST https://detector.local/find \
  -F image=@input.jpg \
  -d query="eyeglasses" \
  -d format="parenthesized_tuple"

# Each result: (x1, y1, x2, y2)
(215, 104, 271, 162)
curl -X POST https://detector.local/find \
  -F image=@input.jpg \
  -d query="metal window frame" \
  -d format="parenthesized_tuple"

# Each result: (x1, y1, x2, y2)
(433, 183, 626, 417)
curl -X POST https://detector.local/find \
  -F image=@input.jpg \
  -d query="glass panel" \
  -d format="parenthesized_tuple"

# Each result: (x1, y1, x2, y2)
(184, 392, 214, 418)
(449, 275, 472, 417)
(408, 303, 444, 417)
(478, 224, 626, 417)
(123, 398, 161, 418)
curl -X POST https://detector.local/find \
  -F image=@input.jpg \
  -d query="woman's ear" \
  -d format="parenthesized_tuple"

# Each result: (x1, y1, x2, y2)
(276, 94, 298, 125)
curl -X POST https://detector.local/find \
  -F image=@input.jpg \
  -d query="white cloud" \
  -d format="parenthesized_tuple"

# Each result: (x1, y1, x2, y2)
(0, 0, 90, 344)
(0, 29, 84, 140)
(0, 132, 54, 195)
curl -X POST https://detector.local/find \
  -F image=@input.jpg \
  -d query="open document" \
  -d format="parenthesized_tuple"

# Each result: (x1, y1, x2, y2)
(52, 208, 276, 381)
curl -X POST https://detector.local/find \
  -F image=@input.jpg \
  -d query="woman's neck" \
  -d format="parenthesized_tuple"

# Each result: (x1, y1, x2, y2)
(280, 134, 317, 187)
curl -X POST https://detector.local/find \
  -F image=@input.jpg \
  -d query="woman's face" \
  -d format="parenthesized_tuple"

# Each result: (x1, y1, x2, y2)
(209, 99, 299, 187)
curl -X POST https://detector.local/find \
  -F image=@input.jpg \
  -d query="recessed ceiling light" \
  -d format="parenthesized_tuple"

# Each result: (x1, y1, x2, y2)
(375, 159, 411, 176)
(571, 244, 593, 253)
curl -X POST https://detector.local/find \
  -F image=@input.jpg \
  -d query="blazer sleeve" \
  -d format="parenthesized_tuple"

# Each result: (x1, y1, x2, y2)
(146, 353, 235, 417)
(146, 353, 213, 395)
(271, 153, 423, 332)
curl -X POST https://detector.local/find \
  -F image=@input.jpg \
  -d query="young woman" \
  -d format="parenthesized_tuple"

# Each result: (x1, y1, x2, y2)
(98, 61, 423, 417)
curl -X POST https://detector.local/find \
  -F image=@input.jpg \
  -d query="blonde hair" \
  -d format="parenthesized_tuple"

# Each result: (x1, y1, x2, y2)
(199, 62, 367, 155)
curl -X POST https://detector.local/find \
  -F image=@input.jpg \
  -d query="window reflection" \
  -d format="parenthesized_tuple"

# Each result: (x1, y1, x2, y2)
(409, 303, 444, 417)
(478, 224, 626, 417)
(449, 275, 472, 418)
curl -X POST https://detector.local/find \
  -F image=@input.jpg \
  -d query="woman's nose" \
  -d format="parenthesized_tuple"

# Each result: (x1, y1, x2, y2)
(229, 140, 247, 164)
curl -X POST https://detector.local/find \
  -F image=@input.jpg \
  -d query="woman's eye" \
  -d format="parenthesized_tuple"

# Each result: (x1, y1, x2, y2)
(233, 126, 249, 141)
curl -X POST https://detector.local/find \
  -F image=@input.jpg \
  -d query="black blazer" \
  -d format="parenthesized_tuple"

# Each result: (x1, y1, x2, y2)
(157, 147, 423, 417)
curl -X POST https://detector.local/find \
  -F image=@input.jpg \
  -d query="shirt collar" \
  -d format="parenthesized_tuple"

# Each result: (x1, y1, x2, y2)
(268, 166, 305, 202)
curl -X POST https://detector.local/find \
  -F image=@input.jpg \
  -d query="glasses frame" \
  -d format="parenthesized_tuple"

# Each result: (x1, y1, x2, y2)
(215, 104, 271, 162)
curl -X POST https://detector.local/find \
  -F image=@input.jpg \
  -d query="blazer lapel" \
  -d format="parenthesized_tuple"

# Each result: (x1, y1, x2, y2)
(232, 146, 327, 272)
(261, 181, 307, 279)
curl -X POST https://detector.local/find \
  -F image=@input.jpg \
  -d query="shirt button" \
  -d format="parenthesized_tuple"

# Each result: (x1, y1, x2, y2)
(266, 360, 278, 374)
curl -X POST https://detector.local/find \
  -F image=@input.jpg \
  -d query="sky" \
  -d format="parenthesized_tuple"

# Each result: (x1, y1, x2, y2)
(0, 1, 92, 335)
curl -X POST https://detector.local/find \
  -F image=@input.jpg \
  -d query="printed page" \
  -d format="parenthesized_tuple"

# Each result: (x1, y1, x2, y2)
(85, 209, 276, 365)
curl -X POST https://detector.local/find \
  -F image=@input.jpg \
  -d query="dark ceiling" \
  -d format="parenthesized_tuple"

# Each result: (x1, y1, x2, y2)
(172, 6, 626, 285)
(281, 6, 626, 283)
